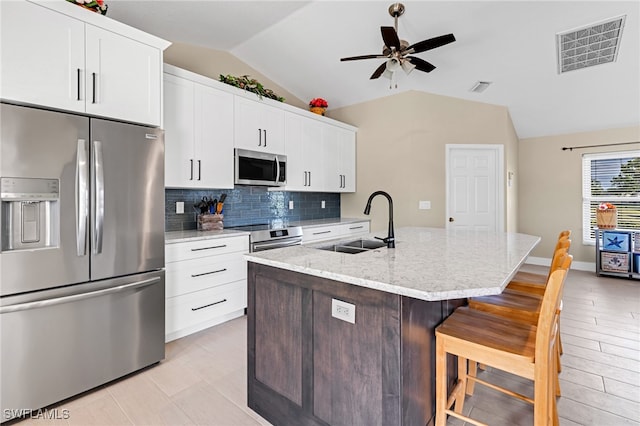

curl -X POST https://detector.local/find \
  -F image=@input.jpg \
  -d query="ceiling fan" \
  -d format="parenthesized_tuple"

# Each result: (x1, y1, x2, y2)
(340, 3, 456, 84)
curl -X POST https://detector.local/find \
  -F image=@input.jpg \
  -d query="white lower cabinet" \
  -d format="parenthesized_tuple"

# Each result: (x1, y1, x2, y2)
(165, 235, 249, 342)
(302, 221, 370, 244)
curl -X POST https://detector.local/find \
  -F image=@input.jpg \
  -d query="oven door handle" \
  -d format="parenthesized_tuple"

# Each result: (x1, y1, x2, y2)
(252, 237, 302, 252)
(274, 155, 281, 184)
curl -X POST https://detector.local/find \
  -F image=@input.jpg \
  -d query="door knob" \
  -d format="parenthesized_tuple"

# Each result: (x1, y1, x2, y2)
(449, 217, 455, 222)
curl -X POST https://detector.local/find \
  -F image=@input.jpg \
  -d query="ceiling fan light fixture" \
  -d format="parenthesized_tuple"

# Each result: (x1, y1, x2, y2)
(401, 60, 416, 74)
(469, 81, 492, 93)
(386, 57, 401, 72)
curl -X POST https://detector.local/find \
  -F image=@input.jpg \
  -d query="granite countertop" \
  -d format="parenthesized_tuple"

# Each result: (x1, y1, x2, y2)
(165, 218, 369, 243)
(165, 229, 250, 244)
(245, 227, 541, 302)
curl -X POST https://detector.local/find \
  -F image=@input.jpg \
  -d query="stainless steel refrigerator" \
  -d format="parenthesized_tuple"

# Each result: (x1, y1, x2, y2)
(0, 103, 165, 422)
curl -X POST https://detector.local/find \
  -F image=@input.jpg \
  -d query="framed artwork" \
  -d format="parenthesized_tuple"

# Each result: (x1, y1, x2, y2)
(602, 231, 630, 252)
(601, 252, 629, 273)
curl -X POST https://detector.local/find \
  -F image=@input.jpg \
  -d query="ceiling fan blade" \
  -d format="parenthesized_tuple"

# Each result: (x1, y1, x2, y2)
(381, 26, 401, 50)
(370, 62, 387, 79)
(341, 54, 387, 61)
(406, 56, 436, 73)
(405, 33, 456, 54)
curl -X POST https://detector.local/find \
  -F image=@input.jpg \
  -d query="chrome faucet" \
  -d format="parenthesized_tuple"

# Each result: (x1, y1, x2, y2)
(363, 191, 395, 248)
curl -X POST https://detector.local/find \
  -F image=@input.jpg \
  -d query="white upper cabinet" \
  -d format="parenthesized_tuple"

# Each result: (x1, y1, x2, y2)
(322, 125, 356, 193)
(283, 113, 325, 191)
(164, 72, 234, 189)
(0, 0, 169, 126)
(234, 96, 285, 155)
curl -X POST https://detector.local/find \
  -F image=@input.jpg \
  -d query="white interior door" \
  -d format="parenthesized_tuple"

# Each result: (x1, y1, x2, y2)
(446, 145, 504, 231)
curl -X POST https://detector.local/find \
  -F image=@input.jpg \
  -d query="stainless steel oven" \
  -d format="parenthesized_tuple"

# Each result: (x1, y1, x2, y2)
(227, 224, 303, 252)
(234, 149, 286, 186)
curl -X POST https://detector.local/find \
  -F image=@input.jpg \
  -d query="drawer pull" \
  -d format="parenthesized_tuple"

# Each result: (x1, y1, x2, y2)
(313, 230, 332, 235)
(191, 268, 227, 278)
(191, 299, 227, 311)
(191, 244, 227, 252)
(349, 226, 364, 230)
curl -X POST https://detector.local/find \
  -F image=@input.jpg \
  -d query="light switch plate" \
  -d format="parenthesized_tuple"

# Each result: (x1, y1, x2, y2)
(331, 298, 355, 324)
(418, 200, 431, 210)
(321, 200, 326, 209)
(289, 200, 294, 210)
(176, 202, 184, 214)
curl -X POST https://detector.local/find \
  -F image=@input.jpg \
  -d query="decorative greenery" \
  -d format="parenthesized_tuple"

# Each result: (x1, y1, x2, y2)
(66, 0, 108, 15)
(219, 74, 285, 102)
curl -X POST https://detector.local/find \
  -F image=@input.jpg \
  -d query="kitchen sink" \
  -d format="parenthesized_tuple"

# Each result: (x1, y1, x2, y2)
(316, 239, 387, 254)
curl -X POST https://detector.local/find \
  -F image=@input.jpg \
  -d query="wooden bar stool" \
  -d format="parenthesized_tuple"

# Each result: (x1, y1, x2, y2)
(435, 254, 572, 426)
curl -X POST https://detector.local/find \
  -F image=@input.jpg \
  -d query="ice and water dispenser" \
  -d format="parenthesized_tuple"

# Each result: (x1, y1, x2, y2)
(1, 177, 60, 251)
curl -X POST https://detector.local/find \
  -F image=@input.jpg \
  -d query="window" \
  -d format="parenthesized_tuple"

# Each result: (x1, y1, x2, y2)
(582, 151, 640, 244)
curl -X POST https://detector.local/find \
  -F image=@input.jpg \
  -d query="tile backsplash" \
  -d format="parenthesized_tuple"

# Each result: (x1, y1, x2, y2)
(165, 186, 340, 231)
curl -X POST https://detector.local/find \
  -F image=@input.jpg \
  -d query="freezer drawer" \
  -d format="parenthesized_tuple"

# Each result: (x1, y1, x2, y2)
(0, 270, 165, 422)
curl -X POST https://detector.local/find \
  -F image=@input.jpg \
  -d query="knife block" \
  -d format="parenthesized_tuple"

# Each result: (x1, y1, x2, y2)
(197, 213, 223, 231)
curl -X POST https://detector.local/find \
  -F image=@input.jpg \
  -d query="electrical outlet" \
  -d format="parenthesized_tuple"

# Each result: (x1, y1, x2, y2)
(176, 202, 184, 214)
(321, 200, 326, 209)
(331, 298, 355, 324)
(418, 200, 431, 210)
(289, 200, 294, 210)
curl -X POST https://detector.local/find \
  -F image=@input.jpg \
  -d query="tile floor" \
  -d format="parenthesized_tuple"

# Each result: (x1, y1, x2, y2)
(12, 266, 640, 426)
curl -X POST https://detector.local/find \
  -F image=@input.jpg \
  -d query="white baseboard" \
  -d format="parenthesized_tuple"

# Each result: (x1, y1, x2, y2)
(526, 256, 595, 272)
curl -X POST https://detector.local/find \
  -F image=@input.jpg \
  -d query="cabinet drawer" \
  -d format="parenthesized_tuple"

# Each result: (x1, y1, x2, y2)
(165, 254, 247, 298)
(340, 222, 370, 237)
(302, 225, 343, 243)
(166, 280, 246, 335)
(166, 235, 249, 263)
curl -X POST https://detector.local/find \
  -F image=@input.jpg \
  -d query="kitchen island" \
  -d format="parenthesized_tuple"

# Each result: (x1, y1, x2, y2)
(245, 227, 540, 426)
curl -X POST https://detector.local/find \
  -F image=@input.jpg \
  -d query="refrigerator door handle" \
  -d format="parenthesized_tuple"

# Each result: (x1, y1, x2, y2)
(76, 139, 88, 256)
(93, 140, 104, 254)
(0, 277, 161, 314)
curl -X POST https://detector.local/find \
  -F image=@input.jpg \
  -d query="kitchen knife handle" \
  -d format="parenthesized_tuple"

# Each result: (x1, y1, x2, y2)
(76, 139, 88, 256)
(93, 140, 104, 255)
(197, 160, 202, 181)
(190, 159, 194, 180)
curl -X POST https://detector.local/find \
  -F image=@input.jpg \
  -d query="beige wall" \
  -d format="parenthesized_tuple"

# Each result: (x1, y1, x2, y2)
(164, 42, 307, 109)
(329, 91, 519, 234)
(518, 127, 640, 263)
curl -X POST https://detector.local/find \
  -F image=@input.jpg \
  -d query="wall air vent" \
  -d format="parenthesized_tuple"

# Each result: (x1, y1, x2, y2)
(469, 81, 492, 93)
(557, 15, 626, 74)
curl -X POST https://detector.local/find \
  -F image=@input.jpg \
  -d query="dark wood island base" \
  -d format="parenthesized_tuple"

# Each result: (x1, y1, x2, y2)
(247, 262, 464, 426)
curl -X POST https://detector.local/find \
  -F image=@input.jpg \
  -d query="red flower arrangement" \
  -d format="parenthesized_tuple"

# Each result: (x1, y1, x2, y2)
(309, 98, 328, 108)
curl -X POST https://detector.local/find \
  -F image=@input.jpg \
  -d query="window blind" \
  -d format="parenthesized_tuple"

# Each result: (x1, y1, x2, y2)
(582, 151, 640, 244)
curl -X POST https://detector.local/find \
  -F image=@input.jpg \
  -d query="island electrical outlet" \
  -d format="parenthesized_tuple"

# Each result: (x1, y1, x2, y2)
(331, 298, 355, 324)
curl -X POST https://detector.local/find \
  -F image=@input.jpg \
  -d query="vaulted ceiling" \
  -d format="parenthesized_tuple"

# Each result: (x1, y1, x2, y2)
(109, 1, 640, 139)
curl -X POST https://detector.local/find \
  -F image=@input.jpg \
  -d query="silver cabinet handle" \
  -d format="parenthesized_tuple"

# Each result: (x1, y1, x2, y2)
(191, 299, 227, 311)
(263, 129, 267, 147)
(191, 268, 227, 278)
(76, 139, 88, 256)
(313, 230, 332, 235)
(191, 244, 226, 252)
(308, 171, 311, 186)
(0, 277, 160, 314)
(258, 128, 262, 146)
(349, 226, 364, 230)
(93, 140, 104, 254)
(190, 159, 194, 180)
(198, 159, 202, 181)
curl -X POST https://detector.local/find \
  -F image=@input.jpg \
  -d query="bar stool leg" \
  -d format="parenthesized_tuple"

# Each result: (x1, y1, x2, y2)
(435, 337, 448, 426)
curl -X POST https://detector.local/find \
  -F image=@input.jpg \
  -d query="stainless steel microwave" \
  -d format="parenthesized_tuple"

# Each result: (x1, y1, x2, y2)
(234, 149, 286, 186)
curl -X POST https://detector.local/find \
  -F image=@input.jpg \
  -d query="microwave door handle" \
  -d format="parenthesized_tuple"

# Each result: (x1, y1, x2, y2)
(275, 156, 280, 184)
(76, 139, 88, 256)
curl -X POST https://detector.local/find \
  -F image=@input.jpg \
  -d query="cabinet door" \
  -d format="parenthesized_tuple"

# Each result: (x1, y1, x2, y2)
(322, 125, 342, 192)
(0, 1, 85, 113)
(339, 129, 356, 192)
(234, 96, 285, 154)
(303, 118, 325, 191)
(194, 83, 234, 188)
(163, 74, 196, 187)
(85, 25, 161, 126)
(283, 114, 306, 190)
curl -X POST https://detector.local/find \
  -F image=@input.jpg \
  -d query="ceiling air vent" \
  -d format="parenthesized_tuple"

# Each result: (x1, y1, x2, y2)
(557, 15, 626, 74)
(469, 81, 492, 93)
